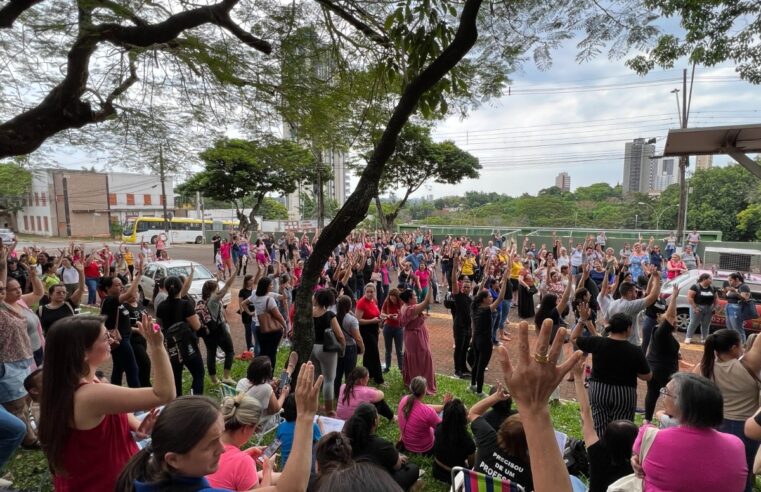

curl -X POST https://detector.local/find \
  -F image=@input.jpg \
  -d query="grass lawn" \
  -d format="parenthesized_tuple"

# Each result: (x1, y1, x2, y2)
(4, 349, 760, 492)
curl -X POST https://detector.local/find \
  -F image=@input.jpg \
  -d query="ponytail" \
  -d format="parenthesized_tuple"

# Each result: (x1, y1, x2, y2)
(342, 367, 369, 406)
(336, 295, 352, 330)
(403, 377, 427, 419)
(701, 328, 741, 380)
(343, 403, 377, 453)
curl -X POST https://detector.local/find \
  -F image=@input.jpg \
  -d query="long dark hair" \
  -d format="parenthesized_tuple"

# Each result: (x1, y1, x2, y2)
(115, 396, 220, 492)
(342, 367, 369, 406)
(201, 279, 218, 300)
(439, 399, 469, 448)
(343, 403, 377, 453)
(39, 315, 105, 474)
(534, 293, 558, 328)
(336, 295, 353, 329)
(701, 329, 741, 380)
(255, 277, 272, 297)
(599, 420, 638, 467)
(152, 277, 165, 302)
(315, 431, 353, 477)
(164, 276, 183, 299)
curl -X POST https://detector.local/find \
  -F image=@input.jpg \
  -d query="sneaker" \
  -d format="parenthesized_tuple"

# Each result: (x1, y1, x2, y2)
(383, 368, 390, 374)
(684, 338, 692, 344)
(455, 371, 463, 378)
(460, 371, 471, 379)
(476, 392, 487, 398)
(469, 385, 477, 393)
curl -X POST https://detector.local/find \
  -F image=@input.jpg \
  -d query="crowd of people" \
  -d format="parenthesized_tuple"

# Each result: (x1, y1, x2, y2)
(1, 225, 760, 492)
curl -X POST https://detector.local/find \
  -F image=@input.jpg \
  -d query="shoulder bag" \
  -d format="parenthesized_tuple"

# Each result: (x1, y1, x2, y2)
(606, 426, 658, 492)
(258, 296, 284, 334)
(164, 321, 198, 365)
(108, 301, 123, 349)
(321, 313, 341, 353)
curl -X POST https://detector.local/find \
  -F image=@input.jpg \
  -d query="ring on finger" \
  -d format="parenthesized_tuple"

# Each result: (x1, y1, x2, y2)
(533, 352, 550, 364)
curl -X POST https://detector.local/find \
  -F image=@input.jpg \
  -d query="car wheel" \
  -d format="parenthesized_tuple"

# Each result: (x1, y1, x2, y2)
(150, 235, 158, 244)
(676, 309, 690, 332)
(195, 236, 203, 244)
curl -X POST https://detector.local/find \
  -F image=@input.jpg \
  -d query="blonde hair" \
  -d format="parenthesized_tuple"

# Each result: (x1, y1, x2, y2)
(220, 394, 262, 432)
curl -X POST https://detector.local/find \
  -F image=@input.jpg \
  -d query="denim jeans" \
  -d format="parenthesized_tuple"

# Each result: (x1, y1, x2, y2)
(334, 344, 358, 398)
(686, 305, 713, 340)
(721, 418, 759, 492)
(111, 336, 140, 388)
(383, 324, 404, 371)
(85, 277, 99, 305)
(0, 405, 25, 469)
(725, 303, 746, 342)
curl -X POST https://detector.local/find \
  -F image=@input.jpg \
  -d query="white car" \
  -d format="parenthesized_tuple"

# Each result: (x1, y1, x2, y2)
(660, 269, 740, 331)
(0, 228, 15, 243)
(138, 260, 231, 307)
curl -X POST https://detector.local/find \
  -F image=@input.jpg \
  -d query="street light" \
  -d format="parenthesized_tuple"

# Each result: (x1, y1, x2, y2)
(671, 88, 681, 125)
(654, 204, 679, 230)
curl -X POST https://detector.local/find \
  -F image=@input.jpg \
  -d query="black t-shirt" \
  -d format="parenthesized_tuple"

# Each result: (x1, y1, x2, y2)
(647, 321, 679, 372)
(471, 417, 533, 491)
(362, 257, 375, 284)
(38, 302, 76, 335)
(122, 302, 144, 328)
(587, 441, 633, 492)
(101, 295, 132, 338)
(354, 435, 398, 472)
(313, 311, 335, 345)
(239, 288, 253, 326)
(482, 407, 516, 431)
(726, 282, 750, 304)
(433, 422, 476, 482)
(453, 293, 472, 329)
(156, 297, 195, 331)
(471, 305, 492, 340)
(575, 337, 650, 387)
(690, 283, 716, 305)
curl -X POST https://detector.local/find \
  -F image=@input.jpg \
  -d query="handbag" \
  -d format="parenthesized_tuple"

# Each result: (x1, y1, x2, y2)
(164, 321, 198, 365)
(370, 271, 382, 282)
(108, 302, 123, 349)
(607, 426, 658, 491)
(322, 327, 341, 353)
(257, 297, 284, 334)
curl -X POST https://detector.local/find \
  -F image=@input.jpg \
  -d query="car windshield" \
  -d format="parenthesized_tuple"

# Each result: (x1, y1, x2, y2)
(123, 221, 135, 236)
(166, 264, 214, 279)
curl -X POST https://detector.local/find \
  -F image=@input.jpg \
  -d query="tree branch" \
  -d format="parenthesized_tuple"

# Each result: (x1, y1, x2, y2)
(293, 0, 484, 366)
(94, 0, 148, 26)
(314, 0, 390, 47)
(0, 0, 43, 28)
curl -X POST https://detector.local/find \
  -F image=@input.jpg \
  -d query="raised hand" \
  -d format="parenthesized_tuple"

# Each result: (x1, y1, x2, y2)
(134, 408, 160, 439)
(496, 320, 582, 412)
(138, 312, 163, 347)
(295, 362, 323, 419)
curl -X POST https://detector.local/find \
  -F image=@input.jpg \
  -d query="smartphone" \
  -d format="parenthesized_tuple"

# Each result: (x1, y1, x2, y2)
(256, 439, 282, 465)
(278, 371, 291, 389)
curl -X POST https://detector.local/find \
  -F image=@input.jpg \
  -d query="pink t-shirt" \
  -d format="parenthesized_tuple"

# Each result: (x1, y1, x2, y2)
(220, 243, 232, 260)
(397, 395, 441, 453)
(336, 384, 380, 420)
(206, 444, 259, 491)
(634, 425, 746, 492)
(417, 269, 430, 288)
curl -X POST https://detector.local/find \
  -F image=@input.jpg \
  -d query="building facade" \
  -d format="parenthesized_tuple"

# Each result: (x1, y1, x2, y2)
(106, 172, 175, 224)
(555, 172, 571, 192)
(15, 169, 175, 237)
(696, 155, 713, 170)
(622, 138, 656, 194)
(648, 157, 678, 193)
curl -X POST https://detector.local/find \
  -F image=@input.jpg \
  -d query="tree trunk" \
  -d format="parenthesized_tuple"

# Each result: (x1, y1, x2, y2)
(247, 195, 264, 233)
(374, 195, 389, 231)
(384, 186, 414, 230)
(291, 0, 484, 376)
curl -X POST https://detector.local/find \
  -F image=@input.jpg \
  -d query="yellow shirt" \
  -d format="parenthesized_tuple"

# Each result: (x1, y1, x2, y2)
(461, 257, 476, 276)
(510, 261, 522, 279)
(124, 251, 134, 266)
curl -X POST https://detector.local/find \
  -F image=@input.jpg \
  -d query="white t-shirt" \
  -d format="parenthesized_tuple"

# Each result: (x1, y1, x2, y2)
(247, 292, 279, 315)
(570, 250, 584, 267)
(236, 379, 274, 416)
(58, 266, 79, 284)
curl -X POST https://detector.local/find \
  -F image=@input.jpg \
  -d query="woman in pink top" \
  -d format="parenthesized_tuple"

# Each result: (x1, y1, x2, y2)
(207, 394, 282, 490)
(632, 373, 746, 492)
(396, 376, 450, 455)
(415, 262, 430, 302)
(399, 288, 436, 393)
(336, 367, 394, 421)
(666, 254, 687, 280)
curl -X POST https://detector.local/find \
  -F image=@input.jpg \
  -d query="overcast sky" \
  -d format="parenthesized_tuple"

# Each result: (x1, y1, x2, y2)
(33, 16, 761, 201)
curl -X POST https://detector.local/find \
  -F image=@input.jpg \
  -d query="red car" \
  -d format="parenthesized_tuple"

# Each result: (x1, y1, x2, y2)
(710, 277, 761, 334)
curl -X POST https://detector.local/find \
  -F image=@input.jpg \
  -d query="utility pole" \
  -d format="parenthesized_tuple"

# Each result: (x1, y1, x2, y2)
(675, 68, 689, 247)
(198, 191, 206, 244)
(159, 143, 169, 235)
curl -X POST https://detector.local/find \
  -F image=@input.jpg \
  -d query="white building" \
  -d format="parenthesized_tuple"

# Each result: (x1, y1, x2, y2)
(106, 172, 175, 224)
(622, 138, 656, 194)
(648, 157, 678, 193)
(696, 155, 713, 170)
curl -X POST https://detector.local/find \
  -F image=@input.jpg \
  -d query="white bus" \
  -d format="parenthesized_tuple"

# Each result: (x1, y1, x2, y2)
(122, 217, 237, 244)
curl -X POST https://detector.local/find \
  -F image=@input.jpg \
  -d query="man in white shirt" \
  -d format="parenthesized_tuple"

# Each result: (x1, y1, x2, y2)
(570, 244, 584, 276)
(606, 267, 660, 346)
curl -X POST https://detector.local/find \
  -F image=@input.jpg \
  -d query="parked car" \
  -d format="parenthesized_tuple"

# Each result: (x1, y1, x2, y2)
(0, 228, 16, 243)
(138, 260, 231, 307)
(660, 270, 761, 334)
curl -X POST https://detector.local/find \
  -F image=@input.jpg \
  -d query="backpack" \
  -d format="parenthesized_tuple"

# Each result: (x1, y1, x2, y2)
(563, 437, 590, 477)
(164, 321, 198, 365)
(194, 299, 220, 337)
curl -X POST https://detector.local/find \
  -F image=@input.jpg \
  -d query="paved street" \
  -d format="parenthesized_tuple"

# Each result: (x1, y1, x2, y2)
(18, 238, 705, 408)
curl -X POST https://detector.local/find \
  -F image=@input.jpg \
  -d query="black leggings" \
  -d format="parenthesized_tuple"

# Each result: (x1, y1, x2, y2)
(374, 399, 395, 421)
(172, 351, 205, 396)
(645, 365, 675, 421)
(259, 329, 282, 369)
(453, 323, 470, 374)
(360, 323, 384, 384)
(131, 333, 152, 387)
(204, 329, 234, 376)
(471, 337, 493, 393)
(391, 463, 421, 491)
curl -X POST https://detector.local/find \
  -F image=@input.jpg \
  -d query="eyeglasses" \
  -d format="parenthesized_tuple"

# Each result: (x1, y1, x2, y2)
(659, 387, 674, 398)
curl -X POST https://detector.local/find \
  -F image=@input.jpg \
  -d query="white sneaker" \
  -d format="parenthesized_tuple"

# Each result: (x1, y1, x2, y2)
(684, 338, 692, 344)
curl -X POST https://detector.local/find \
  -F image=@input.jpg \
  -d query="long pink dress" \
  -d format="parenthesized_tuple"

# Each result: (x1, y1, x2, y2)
(399, 303, 437, 394)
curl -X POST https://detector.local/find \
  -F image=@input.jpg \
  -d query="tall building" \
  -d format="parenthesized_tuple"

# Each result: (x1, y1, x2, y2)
(648, 157, 678, 193)
(555, 172, 571, 192)
(622, 138, 656, 194)
(696, 155, 713, 170)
